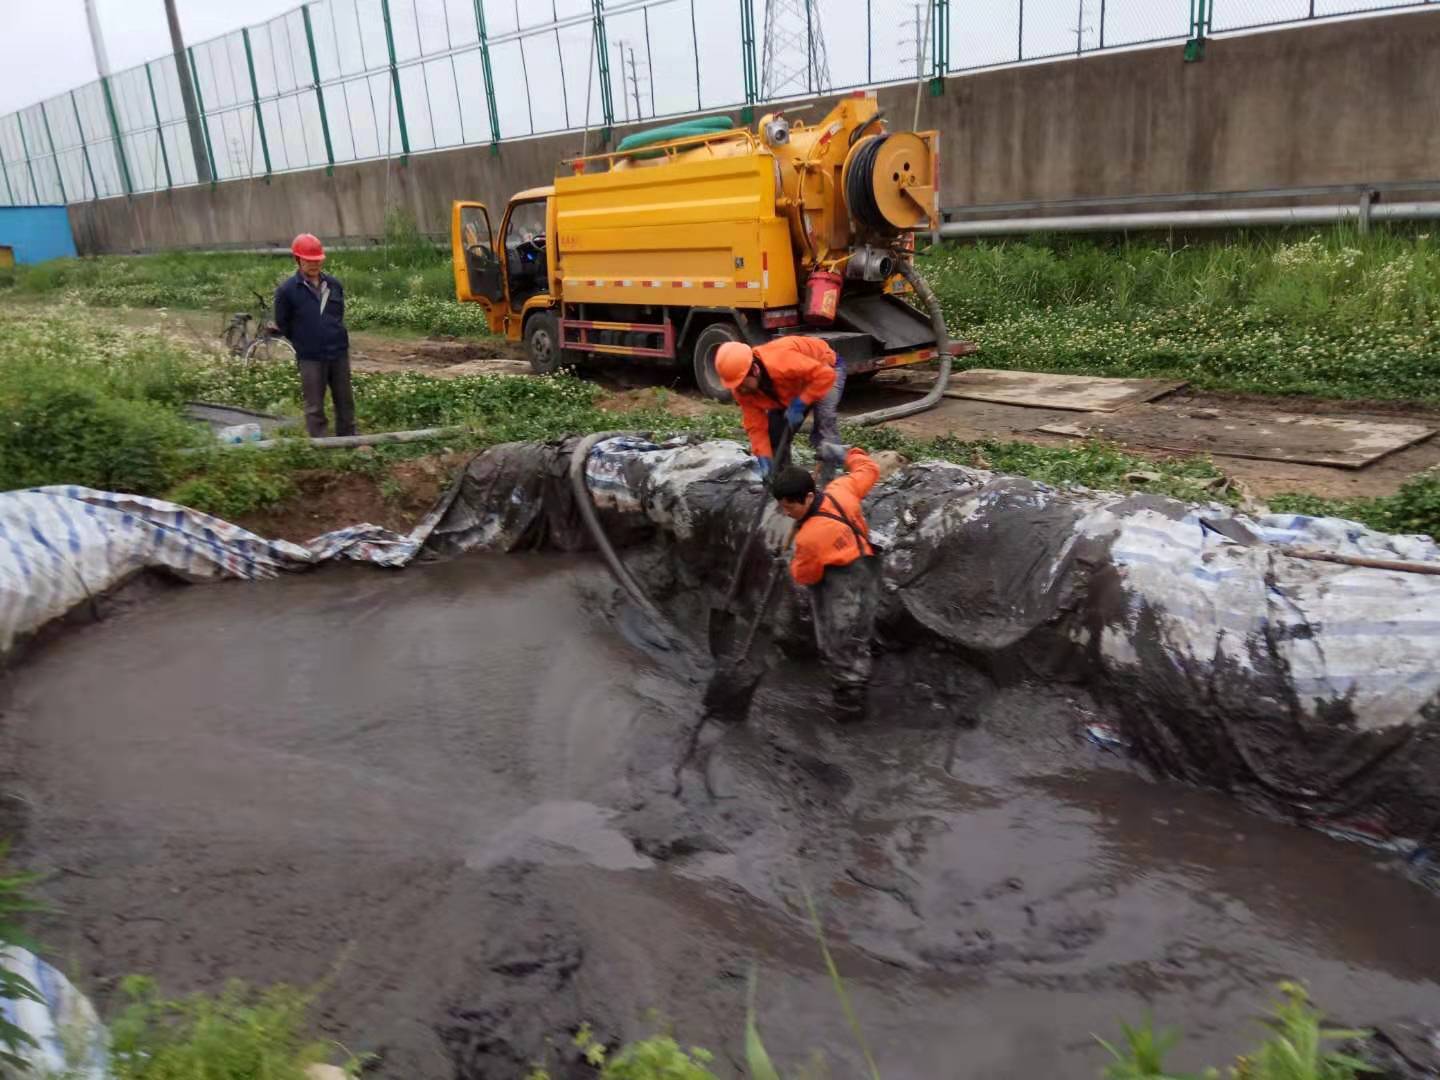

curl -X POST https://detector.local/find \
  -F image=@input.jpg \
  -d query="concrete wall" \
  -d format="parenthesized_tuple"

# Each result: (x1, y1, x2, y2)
(68, 9, 1440, 255)
(1, 206, 78, 264)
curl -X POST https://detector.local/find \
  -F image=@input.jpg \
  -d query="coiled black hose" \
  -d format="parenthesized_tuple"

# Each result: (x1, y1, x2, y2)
(845, 135, 891, 235)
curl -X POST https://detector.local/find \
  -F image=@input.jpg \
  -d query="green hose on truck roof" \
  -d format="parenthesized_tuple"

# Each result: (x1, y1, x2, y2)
(615, 116, 734, 153)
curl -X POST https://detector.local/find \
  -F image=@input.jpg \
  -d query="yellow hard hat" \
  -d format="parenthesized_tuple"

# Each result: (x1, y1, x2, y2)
(716, 341, 754, 389)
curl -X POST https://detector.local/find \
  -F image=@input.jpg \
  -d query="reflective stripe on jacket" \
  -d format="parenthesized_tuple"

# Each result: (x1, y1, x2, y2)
(790, 448, 879, 587)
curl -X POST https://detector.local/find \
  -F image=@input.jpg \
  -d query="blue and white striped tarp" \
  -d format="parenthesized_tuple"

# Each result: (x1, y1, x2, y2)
(0, 486, 439, 660)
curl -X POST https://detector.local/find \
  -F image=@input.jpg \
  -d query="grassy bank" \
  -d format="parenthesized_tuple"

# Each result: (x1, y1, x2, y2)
(1, 212, 489, 338)
(0, 305, 1252, 525)
(920, 227, 1440, 403)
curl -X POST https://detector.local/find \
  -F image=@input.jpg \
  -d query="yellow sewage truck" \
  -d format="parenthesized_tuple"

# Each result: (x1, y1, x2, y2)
(451, 92, 965, 399)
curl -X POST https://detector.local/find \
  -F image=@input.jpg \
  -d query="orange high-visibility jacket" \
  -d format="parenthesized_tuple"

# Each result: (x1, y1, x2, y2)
(733, 336, 838, 459)
(790, 448, 879, 587)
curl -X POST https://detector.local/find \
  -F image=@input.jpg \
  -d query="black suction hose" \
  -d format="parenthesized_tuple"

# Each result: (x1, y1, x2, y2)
(848, 259, 954, 426)
(569, 430, 685, 644)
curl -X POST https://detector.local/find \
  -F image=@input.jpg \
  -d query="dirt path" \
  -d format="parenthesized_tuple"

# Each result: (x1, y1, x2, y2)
(4, 557, 1438, 1077)
(103, 305, 1440, 500)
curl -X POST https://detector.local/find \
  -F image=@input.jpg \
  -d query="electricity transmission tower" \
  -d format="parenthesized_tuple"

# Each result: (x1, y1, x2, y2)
(760, 0, 832, 100)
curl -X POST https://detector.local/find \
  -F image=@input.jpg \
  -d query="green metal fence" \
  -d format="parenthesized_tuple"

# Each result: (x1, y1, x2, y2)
(0, 0, 1429, 206)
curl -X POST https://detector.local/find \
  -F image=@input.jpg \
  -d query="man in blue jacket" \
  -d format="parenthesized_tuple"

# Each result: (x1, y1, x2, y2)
(274, 233, 355, 437)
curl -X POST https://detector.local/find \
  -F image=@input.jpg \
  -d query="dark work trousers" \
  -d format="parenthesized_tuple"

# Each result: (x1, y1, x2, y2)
(298, 353, 356, 437)
(808, 554, 880, 721)
(765, 359, 847, 477)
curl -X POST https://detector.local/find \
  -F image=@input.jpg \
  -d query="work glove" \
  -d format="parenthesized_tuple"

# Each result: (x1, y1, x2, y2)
(755, 456, 773, 479)
(817, 441, 846, 467)
(785, 399, 808, 431)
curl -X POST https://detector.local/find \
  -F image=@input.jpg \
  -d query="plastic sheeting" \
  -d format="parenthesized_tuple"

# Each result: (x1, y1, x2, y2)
(0, 485, 444, 660)
(0, 947, 108, 1078)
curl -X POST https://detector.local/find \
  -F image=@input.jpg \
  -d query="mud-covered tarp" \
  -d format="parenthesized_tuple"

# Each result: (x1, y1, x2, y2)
(0, 485, 444, 659)
(3, 438, 1439, 849)
(434, 436, 1440, 853)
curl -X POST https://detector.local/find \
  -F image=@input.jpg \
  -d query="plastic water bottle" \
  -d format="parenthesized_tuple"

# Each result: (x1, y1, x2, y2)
(216, 423, 263, 444)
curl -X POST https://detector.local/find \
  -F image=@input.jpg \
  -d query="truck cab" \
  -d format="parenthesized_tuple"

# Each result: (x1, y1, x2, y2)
(451, 188, 559, 362)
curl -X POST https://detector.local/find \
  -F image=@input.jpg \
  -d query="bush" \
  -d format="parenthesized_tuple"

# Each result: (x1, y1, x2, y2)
(0, 365, 198, 493)
(109, 976, 357, 1080)
(920, 227, 1440, 404)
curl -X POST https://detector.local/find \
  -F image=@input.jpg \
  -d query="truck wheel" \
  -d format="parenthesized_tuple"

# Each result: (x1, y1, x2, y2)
(692, 323, 743, 402)
(525, 312, 565, 375)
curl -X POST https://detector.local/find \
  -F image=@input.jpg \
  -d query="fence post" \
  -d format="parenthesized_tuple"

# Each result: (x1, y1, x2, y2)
(99, 76, 134, 195)
(16, 113, 42, 204)
(0, 136, 15, 206)
(39, 102, 67, 204)
(301, 6, 336, 174)
(240, 29, 274, 180)
(739, 0, 758, 122)
(187, 47, 218, 186)
(805, 0, 814, 93)
(591, 0, 615, 144)
(69, 91, 99, 200)
(1185, 0, 1210, 61)
(379, 0, 412, 164)
(690, 0, 702, 112)
(472, 0, 502, 154)
(144, 62, 174, 190)
(867, 0, 873, 83)
(929, 0, 949, 93)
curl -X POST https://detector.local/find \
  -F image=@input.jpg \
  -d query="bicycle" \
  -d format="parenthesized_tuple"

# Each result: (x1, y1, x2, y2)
(221, 291, 298, 366)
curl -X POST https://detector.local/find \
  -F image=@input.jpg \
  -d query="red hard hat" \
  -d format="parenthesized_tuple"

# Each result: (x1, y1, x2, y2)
(291, 233, 325, 261)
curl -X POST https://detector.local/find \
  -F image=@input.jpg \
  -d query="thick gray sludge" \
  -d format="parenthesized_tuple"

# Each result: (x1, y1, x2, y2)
(436, 436, 1440, 859)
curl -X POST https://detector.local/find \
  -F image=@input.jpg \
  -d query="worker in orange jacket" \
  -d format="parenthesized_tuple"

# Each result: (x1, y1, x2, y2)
(714, 336, 847, 480)
(771, 445, 881, 723)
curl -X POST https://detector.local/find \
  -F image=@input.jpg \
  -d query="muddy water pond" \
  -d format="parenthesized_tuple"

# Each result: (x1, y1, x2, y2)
(2, 555, 1436, 1078)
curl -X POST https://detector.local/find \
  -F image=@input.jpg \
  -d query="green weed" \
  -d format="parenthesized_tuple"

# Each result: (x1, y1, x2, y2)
(0, 843, 47, 1071)
(1269, 470, 1440, 539)
(108, 975, 363, 1080)
(1095, 983, 1378, 1080)
(921, 227, 1440, 403)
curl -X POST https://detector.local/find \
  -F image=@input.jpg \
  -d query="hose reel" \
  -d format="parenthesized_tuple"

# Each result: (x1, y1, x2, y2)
(842, 132, 936, 234)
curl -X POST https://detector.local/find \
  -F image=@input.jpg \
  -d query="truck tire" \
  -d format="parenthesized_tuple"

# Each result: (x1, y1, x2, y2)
(525, 312, 564, 375)
(691, 322, 742, 402)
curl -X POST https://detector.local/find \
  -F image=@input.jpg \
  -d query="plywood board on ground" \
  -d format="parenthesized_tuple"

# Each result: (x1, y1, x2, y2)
(881, 368, 1187, 412)
(1039, 406, 1436, 468)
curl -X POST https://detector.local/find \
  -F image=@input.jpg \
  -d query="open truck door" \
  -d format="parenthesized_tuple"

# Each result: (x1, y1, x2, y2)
(451, 202, 505, 331)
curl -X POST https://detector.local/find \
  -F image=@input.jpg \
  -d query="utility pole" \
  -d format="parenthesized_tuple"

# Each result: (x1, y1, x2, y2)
(626, 45, 642, 121)
(84, 0, 132, 194)
(613, 41, 630, 121)
(164, 0, 211, 182)
(1073, 0, 1093, 54)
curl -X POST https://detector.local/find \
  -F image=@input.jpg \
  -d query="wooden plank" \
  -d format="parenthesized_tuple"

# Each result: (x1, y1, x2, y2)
(1039, 407, 1436, 469)
(880, 368, 1187, 412)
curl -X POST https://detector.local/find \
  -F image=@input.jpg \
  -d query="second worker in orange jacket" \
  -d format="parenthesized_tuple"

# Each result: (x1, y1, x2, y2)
(770, 446, 881, 723)
(713, 336, 847, 480)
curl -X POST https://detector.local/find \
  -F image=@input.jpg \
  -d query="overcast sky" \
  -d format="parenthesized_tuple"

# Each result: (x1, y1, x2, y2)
(0, 0, 300, 114)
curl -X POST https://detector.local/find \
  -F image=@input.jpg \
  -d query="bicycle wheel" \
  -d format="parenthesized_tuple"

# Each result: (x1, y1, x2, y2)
(243, 335, 297, 366)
